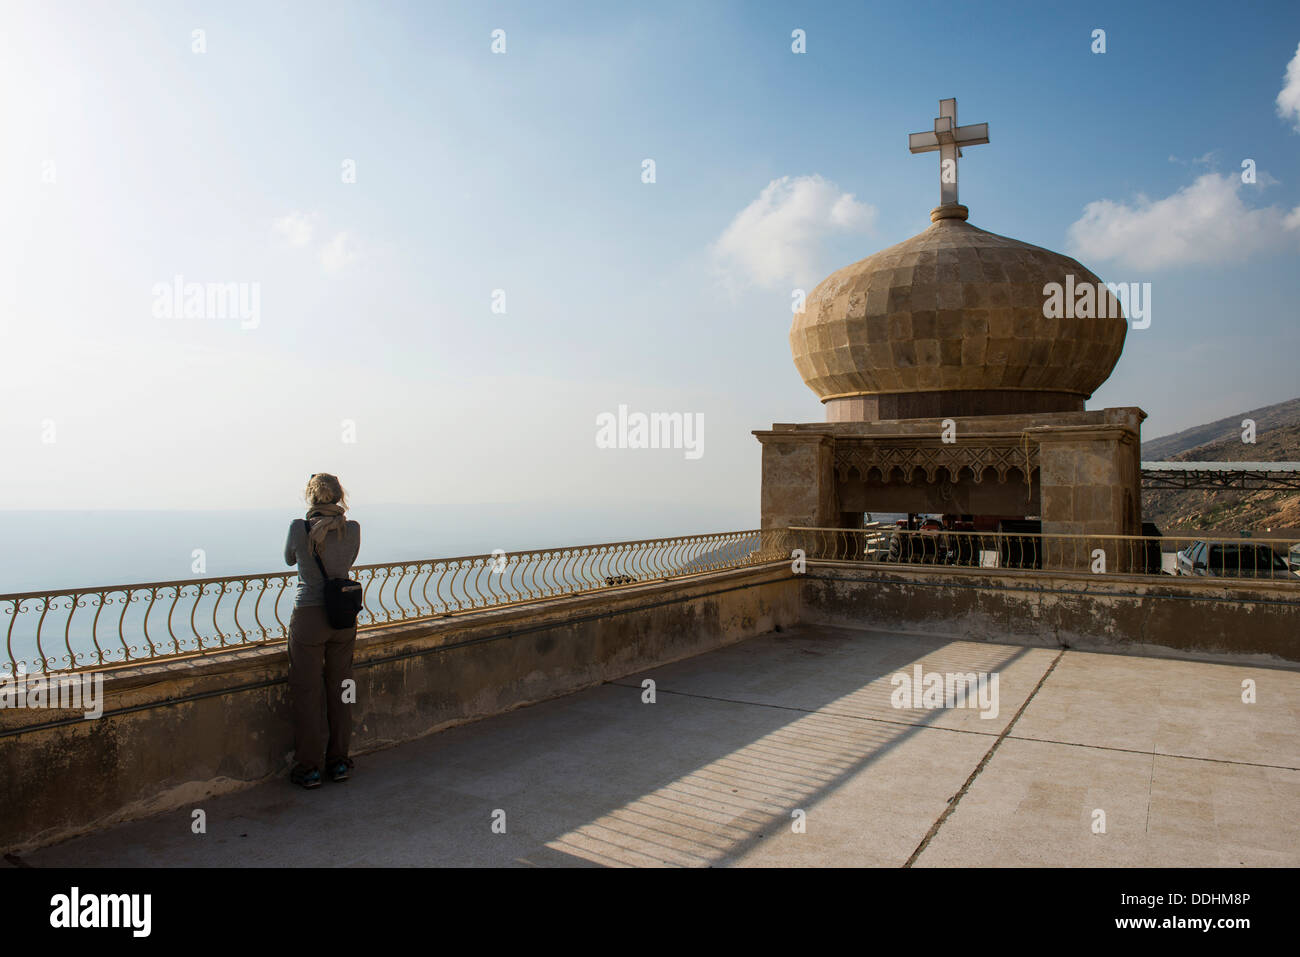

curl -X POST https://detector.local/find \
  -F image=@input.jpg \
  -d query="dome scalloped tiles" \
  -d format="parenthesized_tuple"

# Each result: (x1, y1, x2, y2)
(790, 216, 1126, 403)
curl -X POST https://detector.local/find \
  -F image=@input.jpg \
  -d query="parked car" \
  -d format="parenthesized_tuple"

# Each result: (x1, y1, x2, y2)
(1174, 542, 1199, 574)
(1176, 541, 1293, 580)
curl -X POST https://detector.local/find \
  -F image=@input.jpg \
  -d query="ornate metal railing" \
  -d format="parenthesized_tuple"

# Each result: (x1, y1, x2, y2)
(2, 530, 777, 677)
(13, 524, 1291, 677)
(776, 527, 1300, 582)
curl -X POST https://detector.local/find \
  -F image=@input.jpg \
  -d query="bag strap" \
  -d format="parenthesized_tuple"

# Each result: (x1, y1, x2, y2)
(305, 518, 330, 580)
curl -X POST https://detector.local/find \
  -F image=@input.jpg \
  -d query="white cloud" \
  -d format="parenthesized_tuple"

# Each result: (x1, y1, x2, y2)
(1278, 41, 1300, 130)
(1066, 173, 1300, 270)
(273, 211, 315, 247)
(711, 174, 875, 289)
(274, 214, 357, 271)
(320, 231, 357, 272)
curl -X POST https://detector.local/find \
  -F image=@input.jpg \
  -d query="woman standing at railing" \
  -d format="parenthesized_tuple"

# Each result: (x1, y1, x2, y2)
(283, 473, 361, 789)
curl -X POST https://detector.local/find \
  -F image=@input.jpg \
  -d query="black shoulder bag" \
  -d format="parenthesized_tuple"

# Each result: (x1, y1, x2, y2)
(306, 520, 364, 629)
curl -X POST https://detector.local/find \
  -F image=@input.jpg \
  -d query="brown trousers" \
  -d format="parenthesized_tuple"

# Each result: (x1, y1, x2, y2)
(287, 604, 356, 772)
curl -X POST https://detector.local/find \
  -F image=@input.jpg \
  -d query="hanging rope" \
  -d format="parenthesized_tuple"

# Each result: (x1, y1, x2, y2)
(1020, 431, 1035, 507)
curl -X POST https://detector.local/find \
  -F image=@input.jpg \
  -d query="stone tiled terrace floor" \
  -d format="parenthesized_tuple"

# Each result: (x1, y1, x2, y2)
(18, 625, 1300, 867)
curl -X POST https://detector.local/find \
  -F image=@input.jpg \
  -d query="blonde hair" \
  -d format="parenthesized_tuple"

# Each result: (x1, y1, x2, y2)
(305, 473, 347, 510)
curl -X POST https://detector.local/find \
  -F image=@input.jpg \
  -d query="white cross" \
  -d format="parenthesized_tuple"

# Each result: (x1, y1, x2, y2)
(908, 98, 989, 208)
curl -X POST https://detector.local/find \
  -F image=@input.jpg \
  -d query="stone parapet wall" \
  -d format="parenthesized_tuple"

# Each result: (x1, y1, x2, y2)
(0, 564, 799, 853)
(800, 562, 1300, 663)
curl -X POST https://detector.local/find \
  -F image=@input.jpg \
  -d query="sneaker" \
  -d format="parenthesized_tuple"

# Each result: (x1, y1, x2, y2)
(291, 766, 322, 790)
(326, 759, 352, 783)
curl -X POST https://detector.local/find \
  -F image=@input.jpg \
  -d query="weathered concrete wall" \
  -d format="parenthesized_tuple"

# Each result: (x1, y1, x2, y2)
(0, 564, 799, 853)
(801, 563, 1300, 664)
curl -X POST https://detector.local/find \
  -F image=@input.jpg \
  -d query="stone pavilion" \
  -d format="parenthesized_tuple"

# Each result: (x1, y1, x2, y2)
(755, 98, 1145, 570)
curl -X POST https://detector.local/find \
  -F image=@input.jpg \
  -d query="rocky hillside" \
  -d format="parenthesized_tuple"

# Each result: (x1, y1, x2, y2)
(1141, 397, 1300, 532)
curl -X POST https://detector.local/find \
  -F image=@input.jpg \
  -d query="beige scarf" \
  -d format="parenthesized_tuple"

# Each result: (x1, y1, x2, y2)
(306, 503, 347, 547)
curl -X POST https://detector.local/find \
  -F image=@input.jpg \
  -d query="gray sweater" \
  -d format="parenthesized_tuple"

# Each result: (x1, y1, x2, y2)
(284, 518, 361, 607)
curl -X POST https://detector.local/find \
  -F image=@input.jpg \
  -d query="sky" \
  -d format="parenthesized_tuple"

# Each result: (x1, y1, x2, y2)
(2, 0, 1299, 515)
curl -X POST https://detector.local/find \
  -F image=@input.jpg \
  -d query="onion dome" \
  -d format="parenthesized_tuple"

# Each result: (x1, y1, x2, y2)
(790, 204, 1126, 422)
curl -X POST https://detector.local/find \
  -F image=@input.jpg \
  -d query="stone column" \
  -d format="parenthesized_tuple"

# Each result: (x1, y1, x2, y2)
(1029, 408, 1144, 573)
(752, 429, 837, 559)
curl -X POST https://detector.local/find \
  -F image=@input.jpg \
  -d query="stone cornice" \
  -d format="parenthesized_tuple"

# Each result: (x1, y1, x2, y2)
(1026, 423, 1139, 445)
(752, 430, 835, 446)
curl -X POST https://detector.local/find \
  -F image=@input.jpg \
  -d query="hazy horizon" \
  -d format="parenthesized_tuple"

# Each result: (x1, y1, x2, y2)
(4, 2, 1299, 517)
(0, 501, 765, 592)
